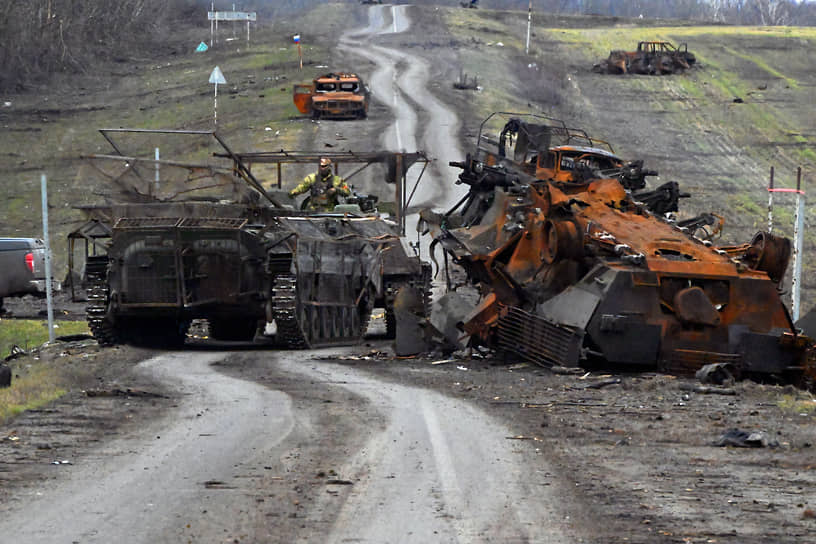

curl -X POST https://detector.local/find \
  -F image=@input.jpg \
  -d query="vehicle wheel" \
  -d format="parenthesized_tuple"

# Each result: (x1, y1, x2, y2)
(209, 318, 258, 342)
(0, 363, 11, 388)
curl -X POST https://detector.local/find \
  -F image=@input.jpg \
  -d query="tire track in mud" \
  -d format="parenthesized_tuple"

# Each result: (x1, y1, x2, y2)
(0, 351, 297, 543)
(284, 358, 577, 544)
(340, 5, 468, 213)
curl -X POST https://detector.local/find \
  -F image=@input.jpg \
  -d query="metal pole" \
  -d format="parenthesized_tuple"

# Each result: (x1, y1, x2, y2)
(767, 165, 774, 233)
(154, 147, 160, 195)
(214, 83, 218, 126)
(792, 167, 804, 322)
(525, 0, 532, 55)
(210, 2, 214, 47)
(40, 174, 55, 343)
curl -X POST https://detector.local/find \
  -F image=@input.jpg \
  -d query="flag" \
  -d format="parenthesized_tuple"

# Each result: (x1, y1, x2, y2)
(293, 34, 301, 43)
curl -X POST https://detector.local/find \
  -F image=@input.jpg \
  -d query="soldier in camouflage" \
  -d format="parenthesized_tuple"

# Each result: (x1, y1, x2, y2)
(288, 157, 351, 211)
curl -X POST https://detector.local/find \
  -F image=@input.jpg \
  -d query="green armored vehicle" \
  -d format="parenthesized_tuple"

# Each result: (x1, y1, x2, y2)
(72, 130, 431, 347)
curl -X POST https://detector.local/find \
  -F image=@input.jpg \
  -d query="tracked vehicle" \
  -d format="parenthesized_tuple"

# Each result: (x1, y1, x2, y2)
(72, 130, 430, 348)
(421, 114, 812, 385)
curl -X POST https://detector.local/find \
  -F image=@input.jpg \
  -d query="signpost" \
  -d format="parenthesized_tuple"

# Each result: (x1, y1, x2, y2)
(208, 6, 256, 46)
(766, 166, 806, 321)
(209, 66, 227, 126)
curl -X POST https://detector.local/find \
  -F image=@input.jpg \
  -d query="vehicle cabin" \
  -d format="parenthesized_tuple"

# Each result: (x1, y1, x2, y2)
(293, 72, 370, 120)
(533, 145, 624, 182)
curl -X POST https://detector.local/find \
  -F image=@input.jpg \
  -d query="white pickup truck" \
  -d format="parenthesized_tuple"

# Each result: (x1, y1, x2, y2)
(0, 237, 61, 313)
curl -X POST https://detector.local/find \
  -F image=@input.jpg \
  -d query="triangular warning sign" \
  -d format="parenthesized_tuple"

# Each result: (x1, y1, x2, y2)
(196, 42, 208, 52)
(209, 66, 227, 85)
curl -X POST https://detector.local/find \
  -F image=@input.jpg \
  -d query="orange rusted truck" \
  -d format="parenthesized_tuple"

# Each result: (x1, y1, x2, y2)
(293, 72, 370, 120)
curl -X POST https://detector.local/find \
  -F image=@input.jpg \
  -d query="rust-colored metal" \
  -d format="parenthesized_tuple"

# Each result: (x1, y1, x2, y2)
(293, 72, 370, 119)
(421, 113, 812, 387)
(594, 41, 696, 75)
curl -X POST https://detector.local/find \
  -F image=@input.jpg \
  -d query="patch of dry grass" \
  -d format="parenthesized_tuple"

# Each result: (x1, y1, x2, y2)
(0, 359, 66, 424)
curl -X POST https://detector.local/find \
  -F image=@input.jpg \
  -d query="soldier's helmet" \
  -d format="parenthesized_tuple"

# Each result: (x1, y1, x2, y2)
(318, 157, 332, 177)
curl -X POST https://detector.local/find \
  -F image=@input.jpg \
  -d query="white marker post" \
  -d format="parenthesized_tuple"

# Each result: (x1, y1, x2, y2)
(40, 174, 55, 343)
(209, 66, 227, 126)
(525, 0, 532, 54)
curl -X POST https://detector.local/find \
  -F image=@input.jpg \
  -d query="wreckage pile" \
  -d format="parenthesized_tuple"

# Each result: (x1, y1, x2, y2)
(594, 41, 697, 75)
(420, 113, 812, 388)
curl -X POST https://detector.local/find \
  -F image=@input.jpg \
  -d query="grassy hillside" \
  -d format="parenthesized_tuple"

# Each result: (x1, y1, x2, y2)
(441, 8, 816, 311)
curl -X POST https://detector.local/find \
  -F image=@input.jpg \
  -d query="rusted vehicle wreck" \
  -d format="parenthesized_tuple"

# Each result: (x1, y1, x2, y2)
(594, 41, 696, 75)
(420, 113, 812, 386)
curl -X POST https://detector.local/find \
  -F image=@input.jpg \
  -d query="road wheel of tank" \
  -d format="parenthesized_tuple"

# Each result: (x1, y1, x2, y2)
(351, 307, 361, 338)
(337, 306, 349, 338)
(89, 316, 123, 347)
(209, 318, 258, 342)
(308, 306, 321, 342)
(328, 307, 341, 338)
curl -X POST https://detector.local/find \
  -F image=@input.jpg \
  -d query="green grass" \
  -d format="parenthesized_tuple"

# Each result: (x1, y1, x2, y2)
(0, 361, 66, 424)
(777, 392, 816, 415)
(0, 318, 88, 425)
(0, 319, 90, 359)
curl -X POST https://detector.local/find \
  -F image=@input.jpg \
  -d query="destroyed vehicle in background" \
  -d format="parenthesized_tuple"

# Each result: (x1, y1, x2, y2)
(594, 41, 696, 75)
(293, 72, 370, 120)
(420, 113, 812, 387)
(71, 129, 430, 348)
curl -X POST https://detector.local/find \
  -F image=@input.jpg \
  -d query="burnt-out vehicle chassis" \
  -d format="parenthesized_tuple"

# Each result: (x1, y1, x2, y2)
(421, 113, 812, 386)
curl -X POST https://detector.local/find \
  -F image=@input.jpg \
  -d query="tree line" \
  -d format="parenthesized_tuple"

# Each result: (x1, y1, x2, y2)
(490, 0, 816, 25)
(2, 0, 813, 92)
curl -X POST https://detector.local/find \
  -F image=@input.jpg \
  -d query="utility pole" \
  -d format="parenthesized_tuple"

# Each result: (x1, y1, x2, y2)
(525, 0, 532, 55)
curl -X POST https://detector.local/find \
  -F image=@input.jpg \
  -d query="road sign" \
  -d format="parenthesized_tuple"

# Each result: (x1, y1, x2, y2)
(209, 66, 227, 85)
(208, 11, 256, 21)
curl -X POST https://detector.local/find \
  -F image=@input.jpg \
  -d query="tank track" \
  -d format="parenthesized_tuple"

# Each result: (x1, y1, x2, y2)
(271, 275, 309, 349)
(86, 276, 119, 346)
(272, 274, 372, 349)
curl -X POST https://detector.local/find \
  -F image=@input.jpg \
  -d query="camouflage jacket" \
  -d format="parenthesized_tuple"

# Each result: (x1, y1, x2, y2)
(288, 172, 351, 211)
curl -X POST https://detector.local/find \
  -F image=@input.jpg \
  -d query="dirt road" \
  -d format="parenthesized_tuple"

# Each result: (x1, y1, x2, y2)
(0, 346, 582, 543)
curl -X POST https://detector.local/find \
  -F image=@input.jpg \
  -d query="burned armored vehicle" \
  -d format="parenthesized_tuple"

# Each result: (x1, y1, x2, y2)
(421, 114, 811, 385)
(71, 129, 430, 348)
(594, 41, 696, 75)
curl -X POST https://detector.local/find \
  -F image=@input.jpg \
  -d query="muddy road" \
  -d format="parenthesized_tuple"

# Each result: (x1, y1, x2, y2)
(0, 348, 579, 543)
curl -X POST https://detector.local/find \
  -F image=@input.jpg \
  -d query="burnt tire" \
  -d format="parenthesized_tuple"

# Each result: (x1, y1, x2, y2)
(209, 318, 258, 342)
(0, 363, 11, 388)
